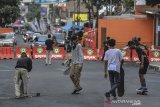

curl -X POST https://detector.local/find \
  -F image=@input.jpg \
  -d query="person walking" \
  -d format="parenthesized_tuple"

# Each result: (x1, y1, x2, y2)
(15, 52, 32, 98)
(70, 36, 84, 94)
(45, 34, 55, 65)
(104, 39, 122, 101)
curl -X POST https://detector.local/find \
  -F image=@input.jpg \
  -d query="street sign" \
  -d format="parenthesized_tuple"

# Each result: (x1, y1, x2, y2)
(73, 14, 88, 21)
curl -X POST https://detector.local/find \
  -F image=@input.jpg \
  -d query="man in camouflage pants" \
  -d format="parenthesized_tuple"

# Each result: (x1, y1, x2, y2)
(70, 36, 84, 94)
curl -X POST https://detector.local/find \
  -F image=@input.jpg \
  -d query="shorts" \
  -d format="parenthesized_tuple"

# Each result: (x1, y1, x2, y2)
(139, 62, 149, 74)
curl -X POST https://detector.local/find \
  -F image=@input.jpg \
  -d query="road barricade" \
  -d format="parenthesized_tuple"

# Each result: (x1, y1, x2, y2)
(0, 47, 14, 59)
(149, 50, 160, 62)
(32, 46, 46, 59)
(121, 49, 131, 62)
(83, 48, 98, 60)
(16, 46, 31, 58)
(52, 47, 64, 60)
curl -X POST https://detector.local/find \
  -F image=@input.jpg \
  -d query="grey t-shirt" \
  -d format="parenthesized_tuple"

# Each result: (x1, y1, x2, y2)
(104, 48, 122, 73)
(72, 43, 84, 64)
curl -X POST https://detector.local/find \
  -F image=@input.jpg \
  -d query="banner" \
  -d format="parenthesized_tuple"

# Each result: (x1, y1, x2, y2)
(83, 48, 98, 60)
(16, 47, 31, 58)
(149, 50, 160, 62)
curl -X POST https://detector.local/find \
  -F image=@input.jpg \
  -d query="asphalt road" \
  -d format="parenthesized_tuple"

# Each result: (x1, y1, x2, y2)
(0, 60, 160, 107)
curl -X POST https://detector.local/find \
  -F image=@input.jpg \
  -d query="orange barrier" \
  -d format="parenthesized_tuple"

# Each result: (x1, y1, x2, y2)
(16, 46, 31, 58)
(121, 49, 131, 62)
(52, 47, 64, 60)
(32, 46, 46, 59)
(32, 47, 64, 59)
(149, 50, 160, 62)
(0, 47, 14, 59)
(83, 48, 98, 60)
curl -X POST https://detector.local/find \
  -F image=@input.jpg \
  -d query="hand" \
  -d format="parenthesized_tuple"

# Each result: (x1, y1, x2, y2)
(104, 72, 108, 79)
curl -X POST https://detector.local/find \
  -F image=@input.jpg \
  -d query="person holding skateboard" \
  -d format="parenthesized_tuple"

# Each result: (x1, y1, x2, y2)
(104, 39, 122, 101)
(128, 41, 149, 94)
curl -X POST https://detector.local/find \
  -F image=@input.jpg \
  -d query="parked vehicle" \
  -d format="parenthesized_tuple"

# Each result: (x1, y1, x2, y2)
(0, 33, 17, 47)
(31, 35, 48, 47)
(52, 33, 65, 47)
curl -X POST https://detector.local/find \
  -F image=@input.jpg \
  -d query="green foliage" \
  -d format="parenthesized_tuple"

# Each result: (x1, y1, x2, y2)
(26, 3, 41, 21)
(146, 0, 160, 6)
(0, 0, 21, 27)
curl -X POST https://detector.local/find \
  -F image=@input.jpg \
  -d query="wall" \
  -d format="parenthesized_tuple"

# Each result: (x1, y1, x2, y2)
(98, 17, 154, 49)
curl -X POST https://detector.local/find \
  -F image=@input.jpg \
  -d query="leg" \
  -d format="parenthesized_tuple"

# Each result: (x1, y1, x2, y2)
(14, 69, 21, 97)
(21, 69, 29, 96)
(106, 71, 120, 98)
(74, 64, 83, 90)
(48, 50, 52, 64)
(46, 50, 49, 64)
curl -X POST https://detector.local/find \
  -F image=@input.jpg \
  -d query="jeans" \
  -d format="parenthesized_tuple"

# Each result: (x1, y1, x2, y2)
(108, 71, 120, 97)
(46, 50, 52, 64)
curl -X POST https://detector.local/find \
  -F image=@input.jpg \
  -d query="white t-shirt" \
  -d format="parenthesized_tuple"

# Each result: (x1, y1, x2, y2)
(104, 48, 122, 73)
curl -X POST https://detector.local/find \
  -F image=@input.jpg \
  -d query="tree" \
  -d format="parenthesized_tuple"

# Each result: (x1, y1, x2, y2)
(146, 0, 160, 6)
(0, 0, 21, 27)
(26, 2, 41, 22)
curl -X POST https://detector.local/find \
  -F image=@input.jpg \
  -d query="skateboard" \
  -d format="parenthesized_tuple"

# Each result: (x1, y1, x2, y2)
(0, 93, 41, 99)
(117, 60, 125, 97)
(136, 89, 148, 95)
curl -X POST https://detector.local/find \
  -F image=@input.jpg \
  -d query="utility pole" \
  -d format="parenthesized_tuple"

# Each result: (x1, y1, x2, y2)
(96, 0, 99, 48)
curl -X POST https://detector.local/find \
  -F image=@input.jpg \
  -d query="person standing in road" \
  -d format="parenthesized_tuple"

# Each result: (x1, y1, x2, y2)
(45, 34, 55, 65)
(70, 36, 84, 94)
(15, 52, 32, 98)
(104, 39, 122, 101)
(128, 41, 149, 92)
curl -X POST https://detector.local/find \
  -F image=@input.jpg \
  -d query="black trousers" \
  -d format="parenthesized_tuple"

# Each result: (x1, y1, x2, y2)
(108, 71, 120, 97)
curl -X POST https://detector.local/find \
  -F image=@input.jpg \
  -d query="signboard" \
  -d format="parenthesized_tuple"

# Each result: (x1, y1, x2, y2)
(73, 14, 88, 21)
(136, 0, 146, 5)
(34, 0, 66, 4)
(41, 6, 47, 16)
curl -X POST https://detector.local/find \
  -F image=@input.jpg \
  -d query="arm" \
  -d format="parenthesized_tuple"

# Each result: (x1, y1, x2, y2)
(27, 58, 32, 72)
(104, 51, 108, 78)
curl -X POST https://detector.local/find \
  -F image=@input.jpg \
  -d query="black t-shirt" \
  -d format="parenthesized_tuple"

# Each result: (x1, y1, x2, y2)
(45, 39, 54, 50)
(15, 57, 32, 72)
(136, 47, 149, 64)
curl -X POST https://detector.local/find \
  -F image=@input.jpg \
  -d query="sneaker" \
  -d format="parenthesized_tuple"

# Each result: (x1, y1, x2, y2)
(142, 87, 148, 92)
(137, 87, 143, 91)
(72, 90, 79, 94)
(72, 87, 83, 94)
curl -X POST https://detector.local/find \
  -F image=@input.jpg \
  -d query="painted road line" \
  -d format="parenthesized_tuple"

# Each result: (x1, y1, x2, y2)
(0, 70, 14, 72)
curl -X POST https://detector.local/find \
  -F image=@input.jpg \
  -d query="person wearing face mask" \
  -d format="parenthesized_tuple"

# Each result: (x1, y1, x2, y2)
(70, 35, 84, 94)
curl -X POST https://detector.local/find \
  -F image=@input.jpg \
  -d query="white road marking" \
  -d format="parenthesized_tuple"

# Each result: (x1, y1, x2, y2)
(0, 70, 14, 72)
